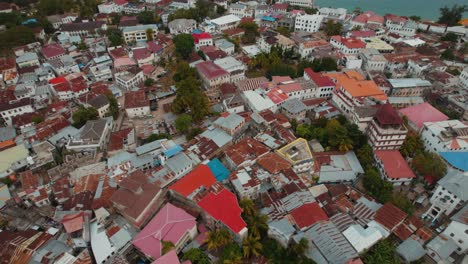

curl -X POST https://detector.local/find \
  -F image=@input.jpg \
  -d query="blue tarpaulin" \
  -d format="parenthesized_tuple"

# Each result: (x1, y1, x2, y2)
(207, 158, 230, 181)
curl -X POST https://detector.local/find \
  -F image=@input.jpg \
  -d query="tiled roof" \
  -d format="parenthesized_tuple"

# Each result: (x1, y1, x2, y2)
(324, 71, 387, 101)
(132, 48, 152, 61)
(331, 36, 366, 49)
(304, 68, 335, 87)
(124, 90, 149, 109)
(257, 152, 291, 174)
(224, 137, 270, 166)
(41, 43, 65, 59)
(375, 103, 403, 125)
(195, 61, 229, 80)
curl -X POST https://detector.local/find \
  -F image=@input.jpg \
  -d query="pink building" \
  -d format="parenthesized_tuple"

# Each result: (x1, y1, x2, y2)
(133, 203, 197, 261)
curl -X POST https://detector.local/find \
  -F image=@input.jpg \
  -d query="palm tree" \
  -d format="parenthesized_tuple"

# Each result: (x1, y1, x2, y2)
(242, 235, 262, 258)
(205, 228, 232, 251)
(239, 198, 256, 216)
(247, 212, 269, 237)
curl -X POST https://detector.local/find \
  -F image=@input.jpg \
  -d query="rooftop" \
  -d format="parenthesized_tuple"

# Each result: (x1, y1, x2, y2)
(374, 203, 407, 231)
(374, 150, 415, 179)
(224, 137, 270, 166)
(388, 78, 432, 88)
(290, 202, 328, 229)
(399, 103, 448, 129)
(324, 71, 387, 101)
(169, 164, 217, 198)
(277, 138, 313, 164)
(196, 61, 229, 80)
(125, 90, 149, 109)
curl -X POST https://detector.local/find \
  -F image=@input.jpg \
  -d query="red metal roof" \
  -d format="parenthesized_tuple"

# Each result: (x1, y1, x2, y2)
(374, 150, 415, 179)
(41, 43, 65, 59)
(331, 36, 366, 49)
(192, 32, 212, 44)
(197, 187, 246, 233)
(169, 164, 217, 197)
(124, 90, 149, 109)
(374, 203, 407, 231)
(290, 202, 329, 229)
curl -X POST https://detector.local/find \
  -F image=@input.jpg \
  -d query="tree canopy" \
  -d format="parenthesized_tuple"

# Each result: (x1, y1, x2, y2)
(137, 11, 159, 24)
(182, 248, 210, 264)
(175, 113, 192, 134)
(438, 4, 467, 26)
(362, 240, 400, 264)
(106, 28, 124, 47)
(363, 168, 394, 203)
(324, 20, 343, 36)
(400, 132, 424, 158)
(412, 151, 447, 180)
(72, 107, 99, 128)
(238, 21, 259, 44)
(173, 33, 195, 59)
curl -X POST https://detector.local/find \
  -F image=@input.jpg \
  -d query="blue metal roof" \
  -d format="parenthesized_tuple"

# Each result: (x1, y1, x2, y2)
(207, 158, 230, 182)
(164, 145, 183, 158)
(192, 29, 202, 34)
(439, 152, 468, 172)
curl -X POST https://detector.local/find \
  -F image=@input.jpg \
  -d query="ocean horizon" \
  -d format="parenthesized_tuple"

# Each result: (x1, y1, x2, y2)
(314, 0, 468, 21)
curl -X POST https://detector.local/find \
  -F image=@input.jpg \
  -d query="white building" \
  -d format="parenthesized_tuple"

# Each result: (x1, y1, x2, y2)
(124, 90, 150, 118)
(318, 7, 347, 20)
(0, 144, 31, 179)
(215, 39, 235, 55)
(214, 56, 246, 83)
(294, 14, 324, 33)
(168, 19, 197, 35)
(330, 36, 366, 54)
(367, 104, 407, 150)
(66, 118, 113, 152)
(115, 68, 144, 90)
(0, 99, 34, 126)
(421, 120, 468, 153)
(16, 52, 40, 69)
(423, 170, 467, 222)
(343, 225, 383, 253)
(228, 3, 254, 18)
(209, 15, 241, 31)
(441, 204, 468, 255)
(459, 67, 468, 90)
(98, 2, 123, 14)
(360, 48, 387, 72)
(122, 24, 158, 43)
(230, 168, 262, 199)
(242, 90, 277, 113)
(278, 0, 313, 8)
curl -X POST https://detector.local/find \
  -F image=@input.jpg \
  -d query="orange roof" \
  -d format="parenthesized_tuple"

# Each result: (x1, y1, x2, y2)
(459, 18, 468, 26)
(324, 71, 387, 101)
(169, 164, 217, 197)
(0, 139, 15, 150)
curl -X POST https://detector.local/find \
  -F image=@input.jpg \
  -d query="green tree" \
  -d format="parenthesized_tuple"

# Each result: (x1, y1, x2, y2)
(173, 61, 197, 82)
(276, 26, 291, 37)
(351, 25, 362, 31)
(441, 32, 458, 42)
(400, 132, 424, 158)
(143, 133, 172, 143)
(362, 240, 400, 264)
(409, 15, 421, 21)
(412, 151, 447, 180)
(144, 78, 155, 87)
(267, 63, 296, 79)
(296, 124, 312, 139)
(183, 248, 210, 264)
(357, 144, 373, 170)
(441, 48, 455, 60)
(32, 116, 44, 124)
(175, 113, 192, 133)
(106, 28, 124, 47)
(105, 94, 119, 120)
(239, 198, 256, 217)
(146, 28, 154, 41)
(324, 20, 343, 36)
(161, 240, 175, 255)
(173, 33, 195, 59)
(205, 228, 232, 251)
(72, 107, 98, 128)
(290, 238, 308, 256)
(172, 77, 210, 122)
(246, 212, 268, 238)
(391, 193, 414, 215)
(438, 4, 467, 26)
(242, 235, 262, 258)
(238, 21, 259, 44)
(138, 11, 158, 24)
(326, 119, 353, 151)
(0, 26, 36, 53)
(363, 168, 394, 203)
(218, 243, 242, 264)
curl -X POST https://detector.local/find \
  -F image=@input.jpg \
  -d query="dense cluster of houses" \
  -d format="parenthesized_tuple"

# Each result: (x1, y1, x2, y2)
(0, 0, 467, 263)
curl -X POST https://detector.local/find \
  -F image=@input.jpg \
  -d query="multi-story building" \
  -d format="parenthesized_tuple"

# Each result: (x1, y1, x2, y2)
(367, 103, 407, 150)
(294, 14, 324, 33)
(209, 15, 241, 31)
(122, 24, 158, 43)
(330, 36, 366, 54)
(66, 118, 113, 152)
(326, 70, 387, 115)
(214, 56, 246, 83)
(192, 32, 213, 50)
(422, 170, 467, 222)
(16, 52, 40, 68)
(124, 90, 151, 118)
(60, 21, 107, 37)
(360, 48, 387, 72)
(421, 120, 468, 153)
(297, 38, 329, 59)
(281, 98, 307, 121)
(230, 168, 262, 199)
(374, 150, 415, 185)
(278, 0, 313, 8)
(215, 39, 235, 55)
(385, 14, 418, 37)
(459, 67, 468, 89)
(115, 68, 144, 90)
(97, 2, 124, 14)
(318, 7, 347, 20)
(168, 19, 197, 35)
(228, 3, 254, 18)
(441, 205, 468, 255)
(388, 78, 432, 97)
(196, 61, 230, 102)
(304, 68, 335, 98)
(0, 98, 34, 126)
